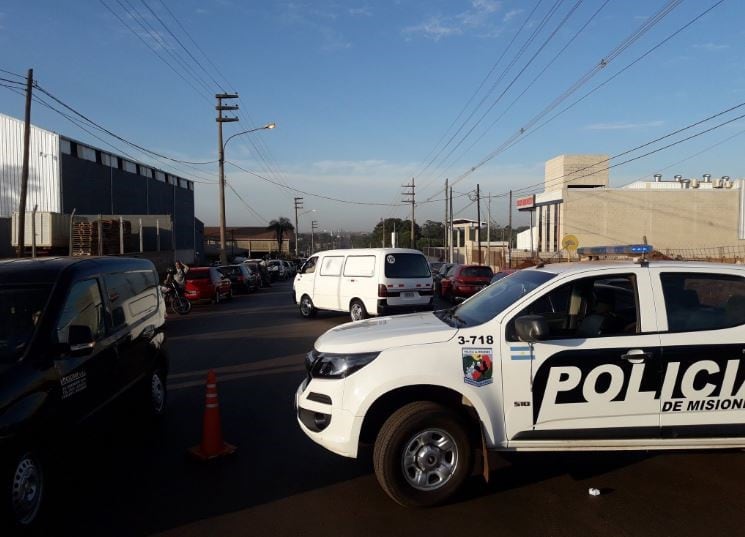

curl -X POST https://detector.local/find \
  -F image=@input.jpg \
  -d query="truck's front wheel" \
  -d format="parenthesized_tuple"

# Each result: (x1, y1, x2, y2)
(373, 401, 472, 507)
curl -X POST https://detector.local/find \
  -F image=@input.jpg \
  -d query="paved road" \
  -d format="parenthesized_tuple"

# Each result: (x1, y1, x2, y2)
(43, 281, 745, 536)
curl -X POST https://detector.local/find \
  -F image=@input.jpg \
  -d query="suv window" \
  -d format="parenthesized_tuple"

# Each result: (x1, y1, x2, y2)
(508, 274, 639, 340)
(661, 272, 745, 332)
(0, 285, 51, 363)
(57, 279, 105, 344)
(384, 253, 430, 278)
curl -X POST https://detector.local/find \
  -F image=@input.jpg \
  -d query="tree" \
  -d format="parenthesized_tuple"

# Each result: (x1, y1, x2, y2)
(267, 217, 294, 255)
(371, 219, 421, 249)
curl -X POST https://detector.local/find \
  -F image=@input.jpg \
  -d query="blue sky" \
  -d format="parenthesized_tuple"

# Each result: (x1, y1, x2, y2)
(1, 0, 744, 232)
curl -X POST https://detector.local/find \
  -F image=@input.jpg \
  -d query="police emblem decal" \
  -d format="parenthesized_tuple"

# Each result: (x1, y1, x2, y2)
(462, 348, 493, 387)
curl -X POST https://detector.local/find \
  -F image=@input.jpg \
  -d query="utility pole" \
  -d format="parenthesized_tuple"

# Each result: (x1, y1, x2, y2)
(311, 220, 318, 254)
(508, 189, 513, 268)
(487, 193, 491, 268)
(444, 178, 448, 261)
(449, 186, 454, 263)
(476, 183, 481, 264)
(402, 178, 415, 248)
(17, 68, 33, 258)
(216, 92, 239, 265)
(293, 197, 303, 256)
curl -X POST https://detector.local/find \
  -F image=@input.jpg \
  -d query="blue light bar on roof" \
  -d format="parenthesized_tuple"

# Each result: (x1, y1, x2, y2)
(576, 244, 653, 256)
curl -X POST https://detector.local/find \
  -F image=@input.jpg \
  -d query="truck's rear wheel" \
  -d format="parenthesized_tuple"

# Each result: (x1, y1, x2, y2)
(373, 401, 472, 507)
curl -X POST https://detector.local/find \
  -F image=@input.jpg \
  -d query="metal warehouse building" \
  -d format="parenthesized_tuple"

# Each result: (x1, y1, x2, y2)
(515, 154, 745, 258)
(0, 112, 198, 262)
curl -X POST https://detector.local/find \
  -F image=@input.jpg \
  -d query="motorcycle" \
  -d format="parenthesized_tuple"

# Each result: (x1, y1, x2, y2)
(161, 281, 191, 315)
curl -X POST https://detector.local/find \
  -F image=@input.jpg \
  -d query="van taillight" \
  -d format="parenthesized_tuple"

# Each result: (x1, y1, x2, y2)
(378, 284, 387, 297)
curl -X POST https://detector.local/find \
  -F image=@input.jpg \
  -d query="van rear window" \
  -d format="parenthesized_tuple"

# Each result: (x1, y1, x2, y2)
(384, 254, 431, 279)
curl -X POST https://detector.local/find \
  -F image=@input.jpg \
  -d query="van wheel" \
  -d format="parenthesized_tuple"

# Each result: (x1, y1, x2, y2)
(350, 300, 368, 322)
(373, 401, 472, 508)
(148, 368, 168, 418)
(299, 295, 317, 318)
(2, 450, 45, 529)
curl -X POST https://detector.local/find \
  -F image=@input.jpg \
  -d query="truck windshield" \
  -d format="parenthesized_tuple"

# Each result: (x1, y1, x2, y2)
(0, 285, 52, 363)
(436, 270, 555, 327)
(384, 254, 431, 278)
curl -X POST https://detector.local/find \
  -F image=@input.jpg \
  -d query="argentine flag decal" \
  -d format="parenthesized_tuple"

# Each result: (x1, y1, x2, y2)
(510, 345, 533, 361)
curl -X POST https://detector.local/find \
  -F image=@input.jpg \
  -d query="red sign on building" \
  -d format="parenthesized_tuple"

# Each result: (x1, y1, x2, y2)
(516, 195, 535, 210)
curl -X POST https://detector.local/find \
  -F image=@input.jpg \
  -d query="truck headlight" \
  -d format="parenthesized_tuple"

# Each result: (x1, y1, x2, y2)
(309, 351, 380, 379)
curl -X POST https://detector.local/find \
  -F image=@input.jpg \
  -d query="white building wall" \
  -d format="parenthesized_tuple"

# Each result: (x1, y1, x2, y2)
(0, 113, 61, 217)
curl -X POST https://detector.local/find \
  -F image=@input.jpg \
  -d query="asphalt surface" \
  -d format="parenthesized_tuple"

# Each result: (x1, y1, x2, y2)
(38, 280, 745, 536)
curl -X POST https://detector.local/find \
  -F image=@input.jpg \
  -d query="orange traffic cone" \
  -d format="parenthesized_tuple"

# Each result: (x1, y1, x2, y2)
(188, 370, 237, 460)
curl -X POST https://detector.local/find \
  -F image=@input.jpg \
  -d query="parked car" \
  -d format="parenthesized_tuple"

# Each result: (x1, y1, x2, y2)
(243, 259, 272, 288)
(267, 260, 287, 281)
(440, 264, 493, 302)
(490, 268, 517, 284)
(183, 267, 232, 303)
(283, 260, 296, 278)
(0, 256, 169, 529)
(437, 264, 459, 298)
(294, 248, 434, 321)
(433, 263, 454, 295)
(219, 264, 259, 294)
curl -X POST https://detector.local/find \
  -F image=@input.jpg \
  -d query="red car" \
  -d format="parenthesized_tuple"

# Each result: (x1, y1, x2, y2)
(184, 267, 232, 303)
(440, 264, 494, 302)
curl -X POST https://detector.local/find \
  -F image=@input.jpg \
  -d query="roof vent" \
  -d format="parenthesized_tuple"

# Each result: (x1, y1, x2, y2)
(713, 178, 724, 188)
(654, 173, 662, 182)
(703, 173, 712, 183)
(690, 179, 700, 188)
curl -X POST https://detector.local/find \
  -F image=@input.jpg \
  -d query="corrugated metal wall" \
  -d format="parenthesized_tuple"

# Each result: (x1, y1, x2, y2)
(0, 113, 61, 217)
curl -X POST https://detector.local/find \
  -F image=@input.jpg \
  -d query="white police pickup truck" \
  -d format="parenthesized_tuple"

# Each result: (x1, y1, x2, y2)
(296, 246, 745, 507)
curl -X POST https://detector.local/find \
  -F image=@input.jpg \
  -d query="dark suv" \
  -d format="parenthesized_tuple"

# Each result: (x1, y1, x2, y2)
(0, 256, 169, 529)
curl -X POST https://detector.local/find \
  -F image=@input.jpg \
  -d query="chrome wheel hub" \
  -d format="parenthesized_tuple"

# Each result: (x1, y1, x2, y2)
(401, 428, 458, 491)
(11, 456, 42, 525)
(151, 373, 165, 412)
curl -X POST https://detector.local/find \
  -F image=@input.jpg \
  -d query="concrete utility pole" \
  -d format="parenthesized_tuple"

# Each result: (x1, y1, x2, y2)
(311, 220, 318, 254)
(293, 197, 303, 256)
(449, 186, 454, 263)
(476, 183, 481, 264)
(17, 68, 33, 258)
(487, 193, 491, 268)
(216, 92, 239, 265)
(444, 178, 448, 260)
(401, 178, 415, 248)
(508, 189, 513, 267)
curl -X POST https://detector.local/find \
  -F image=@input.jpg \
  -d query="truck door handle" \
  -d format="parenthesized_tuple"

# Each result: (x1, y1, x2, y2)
(349, 279, 355, 282)
(621, 349, 652, 364)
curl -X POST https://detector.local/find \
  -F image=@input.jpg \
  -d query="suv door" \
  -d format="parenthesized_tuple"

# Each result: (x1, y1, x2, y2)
(53, 278, 115, 421)
(500, 269, 663, 442)
(653, 269, 745, 438)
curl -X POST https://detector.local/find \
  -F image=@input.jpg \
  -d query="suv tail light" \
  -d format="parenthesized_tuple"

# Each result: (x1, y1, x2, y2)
(378, 284, 388, 297)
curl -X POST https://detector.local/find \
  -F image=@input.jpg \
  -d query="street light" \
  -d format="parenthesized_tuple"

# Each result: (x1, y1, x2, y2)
(217, 121, 276, 265)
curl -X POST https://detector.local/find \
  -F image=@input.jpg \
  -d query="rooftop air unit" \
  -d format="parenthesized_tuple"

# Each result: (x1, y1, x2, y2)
(691, 179, 700, 188)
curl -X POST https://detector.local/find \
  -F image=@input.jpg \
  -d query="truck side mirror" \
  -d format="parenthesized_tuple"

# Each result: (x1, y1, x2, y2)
(68, 325, 96, 355)
(515, 315, 549, 343)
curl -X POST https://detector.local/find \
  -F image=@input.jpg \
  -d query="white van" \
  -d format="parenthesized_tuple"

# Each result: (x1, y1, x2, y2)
(293, 248, 434, 321)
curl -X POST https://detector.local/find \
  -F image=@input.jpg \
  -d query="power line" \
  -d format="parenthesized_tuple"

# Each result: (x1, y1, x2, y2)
(447, 0, 688, 191)
(33, 84, 217, 165)
(431, 0, 610, 187)
(226, 181, 268, 223)
(98, 0, 212, 102)
(139, 0, 225, 91)
(420, 0, 570, 196)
